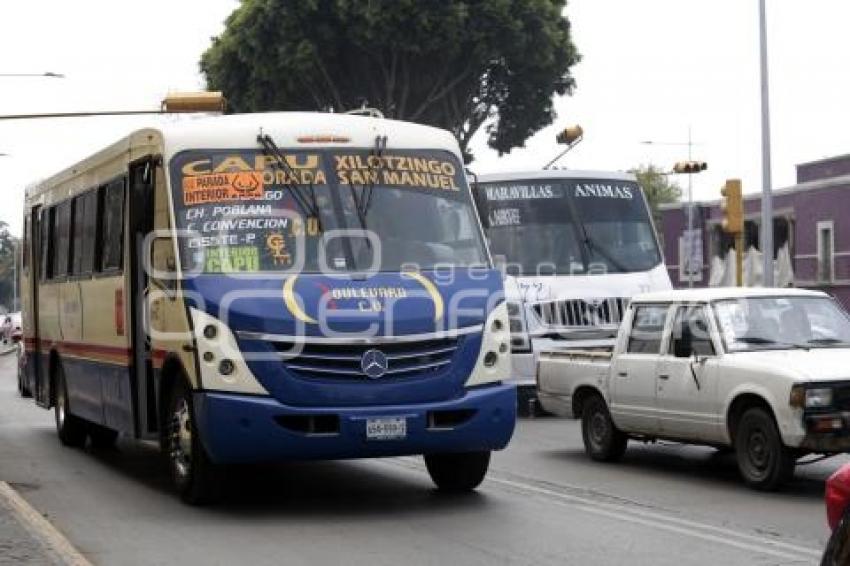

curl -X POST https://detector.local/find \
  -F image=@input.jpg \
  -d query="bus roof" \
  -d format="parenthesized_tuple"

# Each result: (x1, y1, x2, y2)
(474, 169, 637, 184)
(25, 112, 462, 201)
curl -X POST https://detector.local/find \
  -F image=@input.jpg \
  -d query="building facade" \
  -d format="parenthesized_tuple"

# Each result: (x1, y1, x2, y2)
(659, 154, 850, 309)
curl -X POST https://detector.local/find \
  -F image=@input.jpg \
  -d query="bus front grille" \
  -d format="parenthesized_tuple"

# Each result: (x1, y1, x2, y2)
(270, 337, 462, 381)
(532, 297, 628, 330)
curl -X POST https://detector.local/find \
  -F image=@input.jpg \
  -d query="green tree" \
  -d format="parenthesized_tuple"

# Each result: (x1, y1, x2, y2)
(630, 164, 682, 241)
(0, 221, 17, 311)
(201, 0, 580, 159)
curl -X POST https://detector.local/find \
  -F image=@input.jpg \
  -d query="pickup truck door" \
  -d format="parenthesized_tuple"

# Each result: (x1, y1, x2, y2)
(609, 304, 671, 435)
(656, 305, 721, 441)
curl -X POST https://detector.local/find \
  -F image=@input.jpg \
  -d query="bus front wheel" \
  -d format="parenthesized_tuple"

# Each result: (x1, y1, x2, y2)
(424, 451, 491, 492)
(165, 380, 224, 505)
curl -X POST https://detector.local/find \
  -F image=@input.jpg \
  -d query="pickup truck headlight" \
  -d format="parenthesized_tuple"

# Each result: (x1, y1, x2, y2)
(806, 388, 834, 408)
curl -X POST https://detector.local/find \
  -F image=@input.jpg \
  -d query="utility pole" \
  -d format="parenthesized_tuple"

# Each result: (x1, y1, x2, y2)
(759, 0, 774, 286)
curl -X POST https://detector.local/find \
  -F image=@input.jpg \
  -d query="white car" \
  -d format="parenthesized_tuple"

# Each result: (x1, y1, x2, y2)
(0, 312, 18, 345)
(537, 287, 850, 490)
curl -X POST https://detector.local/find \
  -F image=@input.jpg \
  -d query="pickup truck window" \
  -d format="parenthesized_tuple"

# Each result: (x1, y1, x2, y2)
(627, 304, 669, 354)
(670, 306, 715, 356)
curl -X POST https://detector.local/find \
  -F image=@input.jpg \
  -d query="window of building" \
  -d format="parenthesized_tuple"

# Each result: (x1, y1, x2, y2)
(52, 201, 72, 278)
(818, 220, 834, 283)
(100, 179, 125, 272)
(627, 304, 669, 354)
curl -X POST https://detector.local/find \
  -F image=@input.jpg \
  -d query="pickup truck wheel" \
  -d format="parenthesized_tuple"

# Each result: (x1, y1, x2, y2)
(735, 407, 796, 491)
(581, 395, 628, 462)
(424, 451, 490, 492)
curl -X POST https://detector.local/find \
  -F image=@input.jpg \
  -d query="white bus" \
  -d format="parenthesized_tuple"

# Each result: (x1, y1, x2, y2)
(471, 170, 672, 406)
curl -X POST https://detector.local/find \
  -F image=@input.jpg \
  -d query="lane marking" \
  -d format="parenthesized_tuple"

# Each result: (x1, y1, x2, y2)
(382, 458, 822, 562)
(0, 481, 92, 566)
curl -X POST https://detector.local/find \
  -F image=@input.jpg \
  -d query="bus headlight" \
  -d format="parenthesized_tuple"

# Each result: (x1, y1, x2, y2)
(190, 308, 269, 395)
(507, 301, 531, 353)
(466, 302, 511, 387)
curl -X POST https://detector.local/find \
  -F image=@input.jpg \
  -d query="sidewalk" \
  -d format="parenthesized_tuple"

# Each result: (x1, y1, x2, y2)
(0, 487, 56, 565)
(0, 483, 90, 566)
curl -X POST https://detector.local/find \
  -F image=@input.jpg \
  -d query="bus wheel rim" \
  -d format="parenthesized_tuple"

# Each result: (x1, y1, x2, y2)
(170, 398, 193, 479)
(57, 388, 66, 427)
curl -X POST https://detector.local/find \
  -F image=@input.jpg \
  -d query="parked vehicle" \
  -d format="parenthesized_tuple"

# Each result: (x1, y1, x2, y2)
(0, 312, 18, 345)
(537, 287, 850, 490)
(470, 170, 671, 409)
(822, 464, 850, 565)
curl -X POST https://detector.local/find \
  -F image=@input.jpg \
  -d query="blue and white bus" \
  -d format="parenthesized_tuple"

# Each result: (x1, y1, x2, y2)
(19, 111, 516, 503)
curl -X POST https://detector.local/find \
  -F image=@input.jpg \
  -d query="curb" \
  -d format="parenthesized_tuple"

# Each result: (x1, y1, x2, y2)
(0, 482, 92, 566)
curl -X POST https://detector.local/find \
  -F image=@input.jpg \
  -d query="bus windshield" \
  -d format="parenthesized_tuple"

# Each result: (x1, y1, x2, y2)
(170, 148, 488, 273)
(476, 178, 661, 275)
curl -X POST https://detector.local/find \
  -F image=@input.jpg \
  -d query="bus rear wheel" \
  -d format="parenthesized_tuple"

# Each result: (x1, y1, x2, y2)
(54, 364, 87, 447)
(424, 451, 491, 492)
(166, 380, 224, 505)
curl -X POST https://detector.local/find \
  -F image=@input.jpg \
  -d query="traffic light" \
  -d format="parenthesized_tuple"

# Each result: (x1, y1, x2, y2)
(555, 125, 583, 145)
(673, 161, 708, 174)
(720, 179, 743, 234)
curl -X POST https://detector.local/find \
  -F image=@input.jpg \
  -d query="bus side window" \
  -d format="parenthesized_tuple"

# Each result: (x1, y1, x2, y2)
(72, 189, 99, 276)
(39, 209, 52, 281)
(71, 195, 85, 275)
(53, 200, 72, 279)
(100, 179, 126, 272)
(22, 215, 28, 276)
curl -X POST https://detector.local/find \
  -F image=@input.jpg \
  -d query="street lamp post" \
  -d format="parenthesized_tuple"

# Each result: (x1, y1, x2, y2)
(758, 0, 774, 286)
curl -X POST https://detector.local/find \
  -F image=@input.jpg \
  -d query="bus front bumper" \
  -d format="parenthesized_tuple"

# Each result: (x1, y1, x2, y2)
(193, 384, 517, 464)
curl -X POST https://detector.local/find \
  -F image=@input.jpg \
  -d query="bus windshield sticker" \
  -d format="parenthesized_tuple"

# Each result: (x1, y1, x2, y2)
(183, 171, 265, 205)
(334, 154, 460, 191)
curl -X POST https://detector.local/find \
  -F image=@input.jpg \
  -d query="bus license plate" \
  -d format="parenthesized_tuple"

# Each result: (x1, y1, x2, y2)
(366, 417, 407, 441)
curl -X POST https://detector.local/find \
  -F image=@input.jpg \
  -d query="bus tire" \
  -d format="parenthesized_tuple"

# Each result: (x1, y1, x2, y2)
(581, 394, 628, 462)
(166, 380, 224, 505)
(734, 407, 796, 491)
(424, 451, 490, 492)
(54, 364, 87, 448)
(18, 345, 30, 397)
(89, 425, 119, 450)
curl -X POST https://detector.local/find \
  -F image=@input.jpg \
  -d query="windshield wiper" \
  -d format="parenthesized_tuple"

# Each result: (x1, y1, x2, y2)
(580, 230, 629, 272)
(807, 337, 850, 346)
(735, 336, 810, 350)
(735, 336, 778, 344)
(349, 135, 387, 231)
(257, 131, 322, 230)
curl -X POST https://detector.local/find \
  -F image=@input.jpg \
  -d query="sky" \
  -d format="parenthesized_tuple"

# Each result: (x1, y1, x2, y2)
(2, 0, 849, 236)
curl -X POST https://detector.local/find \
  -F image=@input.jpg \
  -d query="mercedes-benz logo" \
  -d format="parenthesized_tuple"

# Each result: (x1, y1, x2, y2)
(361, 349, 389, 379)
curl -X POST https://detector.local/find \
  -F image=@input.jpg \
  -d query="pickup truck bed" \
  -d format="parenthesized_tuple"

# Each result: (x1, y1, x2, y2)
(537, 350, 611, 418)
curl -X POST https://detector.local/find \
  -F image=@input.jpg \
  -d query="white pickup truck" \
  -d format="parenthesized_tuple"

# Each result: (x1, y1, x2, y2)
(537, 287, 850, 490)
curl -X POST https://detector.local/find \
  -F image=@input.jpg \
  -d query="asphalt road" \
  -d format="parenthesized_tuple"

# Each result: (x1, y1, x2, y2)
(0, 352, 841, 565)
